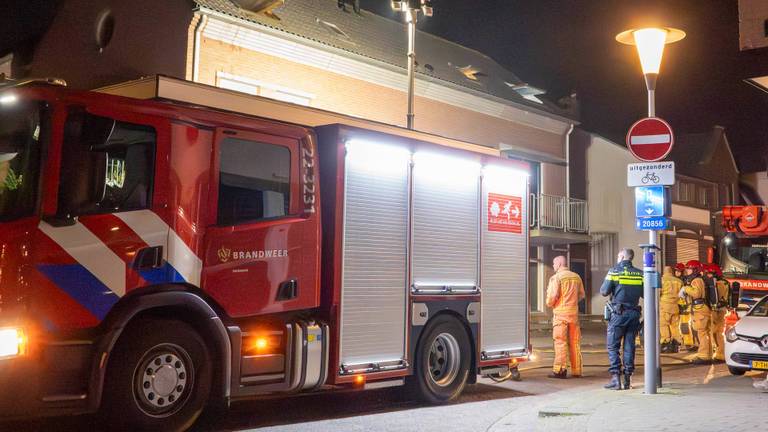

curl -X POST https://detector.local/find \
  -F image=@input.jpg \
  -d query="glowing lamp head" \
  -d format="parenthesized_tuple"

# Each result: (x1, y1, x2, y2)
(354, 375, 365, 386)
(615, 27, 686, 76)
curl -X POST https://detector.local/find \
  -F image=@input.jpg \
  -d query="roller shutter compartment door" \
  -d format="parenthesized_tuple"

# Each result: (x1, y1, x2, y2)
(480, 166, 530, 357)
(339, 141, 410, 369)
(411, 152, 481, 292)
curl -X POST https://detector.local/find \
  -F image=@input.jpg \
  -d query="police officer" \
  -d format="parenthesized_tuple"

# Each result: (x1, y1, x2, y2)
(600, 248, 643, 390)
(545, 255, 585, 379)
(680, 260, 711, 364)
(708, 264, 729, 362)
(660, 265, 682, 353)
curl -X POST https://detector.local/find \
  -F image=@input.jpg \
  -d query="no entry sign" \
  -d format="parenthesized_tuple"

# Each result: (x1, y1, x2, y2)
(626, 117, 674, 162)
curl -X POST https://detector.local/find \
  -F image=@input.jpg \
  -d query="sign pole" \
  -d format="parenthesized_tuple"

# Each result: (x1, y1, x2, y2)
(642, 73, 660, 394)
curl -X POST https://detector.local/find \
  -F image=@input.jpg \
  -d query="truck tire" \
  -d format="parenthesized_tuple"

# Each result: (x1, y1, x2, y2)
(100, 319, 212, 432)
(412, 315, 471, 404)
(728, 366, 747, 376)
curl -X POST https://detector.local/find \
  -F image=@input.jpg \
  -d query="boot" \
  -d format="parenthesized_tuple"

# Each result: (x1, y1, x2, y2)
(623, 373, 632, 390)
(604, 373, 622, 390)
(547, 369, 567, 379)
(660, 342, 670, 353)
(690, 357, 711, 365)
(669, 340, 680, 353)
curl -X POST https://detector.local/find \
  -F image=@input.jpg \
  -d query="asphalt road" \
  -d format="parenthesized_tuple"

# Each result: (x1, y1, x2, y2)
(6, 325, 764, 432)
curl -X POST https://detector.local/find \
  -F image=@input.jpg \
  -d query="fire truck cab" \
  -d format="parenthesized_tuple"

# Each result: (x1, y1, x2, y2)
(0, 77, 531, 430)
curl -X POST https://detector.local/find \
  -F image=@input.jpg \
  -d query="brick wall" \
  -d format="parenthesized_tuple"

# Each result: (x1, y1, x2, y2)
(196, 36, 565, 158)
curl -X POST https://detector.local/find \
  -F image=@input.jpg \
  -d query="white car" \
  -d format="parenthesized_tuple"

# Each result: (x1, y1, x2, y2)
(726, 296, 768, 375)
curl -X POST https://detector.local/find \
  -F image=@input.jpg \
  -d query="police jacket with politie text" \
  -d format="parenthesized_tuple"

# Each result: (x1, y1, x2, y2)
(600, 260, 644, 309)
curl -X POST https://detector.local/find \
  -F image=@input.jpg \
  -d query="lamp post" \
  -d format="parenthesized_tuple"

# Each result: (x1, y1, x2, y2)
(616, 26, 685, 395)
(391, 0, 433, 130)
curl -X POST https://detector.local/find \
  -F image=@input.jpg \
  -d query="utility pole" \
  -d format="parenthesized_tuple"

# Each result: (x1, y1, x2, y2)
(391, 0, 433, 130)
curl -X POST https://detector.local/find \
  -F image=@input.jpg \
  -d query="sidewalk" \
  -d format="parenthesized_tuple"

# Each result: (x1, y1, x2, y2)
(488, 366, 768, 431)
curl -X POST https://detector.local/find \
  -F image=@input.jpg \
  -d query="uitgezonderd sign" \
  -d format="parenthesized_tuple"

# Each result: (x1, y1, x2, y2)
(627, 162, 675, 187)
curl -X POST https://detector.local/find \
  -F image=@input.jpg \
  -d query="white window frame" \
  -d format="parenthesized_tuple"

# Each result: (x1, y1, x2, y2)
(216, 71, 315, 106)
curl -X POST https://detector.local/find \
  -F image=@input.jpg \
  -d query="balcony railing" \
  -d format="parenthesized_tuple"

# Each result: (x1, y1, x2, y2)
(529, 194, 589, 233)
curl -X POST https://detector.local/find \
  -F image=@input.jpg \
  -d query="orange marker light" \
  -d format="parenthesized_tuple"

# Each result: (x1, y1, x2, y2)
(354, 375, 365, 386)
(255, 337, 268, 351)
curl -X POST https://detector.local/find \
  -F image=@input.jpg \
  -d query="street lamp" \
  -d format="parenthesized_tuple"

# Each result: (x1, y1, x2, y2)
(616, 27, 685, 117)
(391, 0, 433, 130)
(616, 26, 685, 396)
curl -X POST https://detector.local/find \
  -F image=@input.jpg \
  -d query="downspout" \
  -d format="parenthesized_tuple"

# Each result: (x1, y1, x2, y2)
(192, 14, 208, 83)
(565, 123, 575, 266)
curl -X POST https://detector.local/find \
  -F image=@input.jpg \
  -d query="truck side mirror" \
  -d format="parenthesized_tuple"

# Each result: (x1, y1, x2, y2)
(730, 281, 740, 309)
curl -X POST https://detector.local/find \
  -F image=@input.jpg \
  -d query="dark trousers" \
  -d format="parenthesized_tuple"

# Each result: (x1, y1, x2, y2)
(606, 308, 641, 374)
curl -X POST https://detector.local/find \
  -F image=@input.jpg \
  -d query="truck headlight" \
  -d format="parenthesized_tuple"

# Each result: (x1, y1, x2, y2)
(725, 326, 739, 343)
(0, 327, 26, 359)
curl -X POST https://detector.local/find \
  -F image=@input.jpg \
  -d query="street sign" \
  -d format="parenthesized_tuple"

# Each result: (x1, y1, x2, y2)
(627, 162, 675, 187)
(626, 117, 674, 162)
(636, 216, 670, 231)
(635, 186, 667, 218)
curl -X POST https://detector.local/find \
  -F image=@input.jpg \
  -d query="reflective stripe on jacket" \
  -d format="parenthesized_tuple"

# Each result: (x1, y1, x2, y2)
(600, 260, 643, 308)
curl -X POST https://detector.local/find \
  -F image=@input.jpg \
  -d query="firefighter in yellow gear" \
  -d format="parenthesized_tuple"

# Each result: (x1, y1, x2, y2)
(680, 260, 711, 364)
(675, 263, 696, 350)
(705, 264, 730, 362)
(660, 266, 682, 353)
(546, 255, 585, 378)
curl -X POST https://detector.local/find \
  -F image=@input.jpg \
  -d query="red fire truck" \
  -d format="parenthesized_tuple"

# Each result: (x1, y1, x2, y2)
(0, 76, 531, 430)
(721, 205, 768, 311)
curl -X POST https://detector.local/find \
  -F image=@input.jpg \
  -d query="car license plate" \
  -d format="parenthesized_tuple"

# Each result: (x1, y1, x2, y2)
(751, 360, 768, 370)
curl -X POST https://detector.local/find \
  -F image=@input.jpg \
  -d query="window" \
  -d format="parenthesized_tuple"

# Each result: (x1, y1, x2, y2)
(0, 100, 46, 221)
(591, 232, 618, 268)
(676, 181, 695, 203)
(216, 72, 314, 106)
(218, 137, 291, 225)
(697, 186, 708, 207)
(58, 110, 155, 216)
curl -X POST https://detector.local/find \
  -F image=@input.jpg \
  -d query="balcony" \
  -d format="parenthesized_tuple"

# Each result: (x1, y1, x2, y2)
(529, 194, 591, 245)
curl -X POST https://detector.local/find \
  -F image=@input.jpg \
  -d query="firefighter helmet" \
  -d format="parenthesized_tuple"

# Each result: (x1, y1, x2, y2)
(703, 264, 717, 275)
(674, 263, 686, 273)
(685, 260, 703, 271)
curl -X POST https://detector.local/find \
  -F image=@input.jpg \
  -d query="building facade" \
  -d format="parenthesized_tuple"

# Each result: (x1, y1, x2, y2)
(17, 0, 589, 317)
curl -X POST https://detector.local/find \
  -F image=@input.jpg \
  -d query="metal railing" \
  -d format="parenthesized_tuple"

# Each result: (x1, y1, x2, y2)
(529, 194, 588, 233)
(567, 198, 589, 233)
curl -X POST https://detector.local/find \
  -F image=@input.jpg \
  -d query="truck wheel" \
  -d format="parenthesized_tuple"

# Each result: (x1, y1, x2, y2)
(101, 319, 212, 432)
(413, 315, 471, 404)
(728, 366, 747, 376)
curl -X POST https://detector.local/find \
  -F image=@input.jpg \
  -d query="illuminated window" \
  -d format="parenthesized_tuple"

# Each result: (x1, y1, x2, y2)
(216, 72, 314, 106)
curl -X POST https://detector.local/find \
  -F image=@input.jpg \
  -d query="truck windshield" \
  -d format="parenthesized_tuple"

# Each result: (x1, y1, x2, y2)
(721, 236, 768, 275)
(0, 97, 44, 222)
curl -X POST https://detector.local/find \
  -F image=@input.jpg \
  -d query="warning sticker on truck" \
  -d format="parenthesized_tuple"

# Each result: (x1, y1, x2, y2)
(487, 193, 522, 233)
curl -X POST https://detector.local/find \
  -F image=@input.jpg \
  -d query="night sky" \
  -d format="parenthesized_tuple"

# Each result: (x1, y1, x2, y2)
(2, 0, 767, 172)
(362, 0, 768, 173)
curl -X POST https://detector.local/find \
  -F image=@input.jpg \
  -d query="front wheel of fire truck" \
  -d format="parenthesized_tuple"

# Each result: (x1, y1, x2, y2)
(100, 319, 212, 432)
(412, 315, 471, 404)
